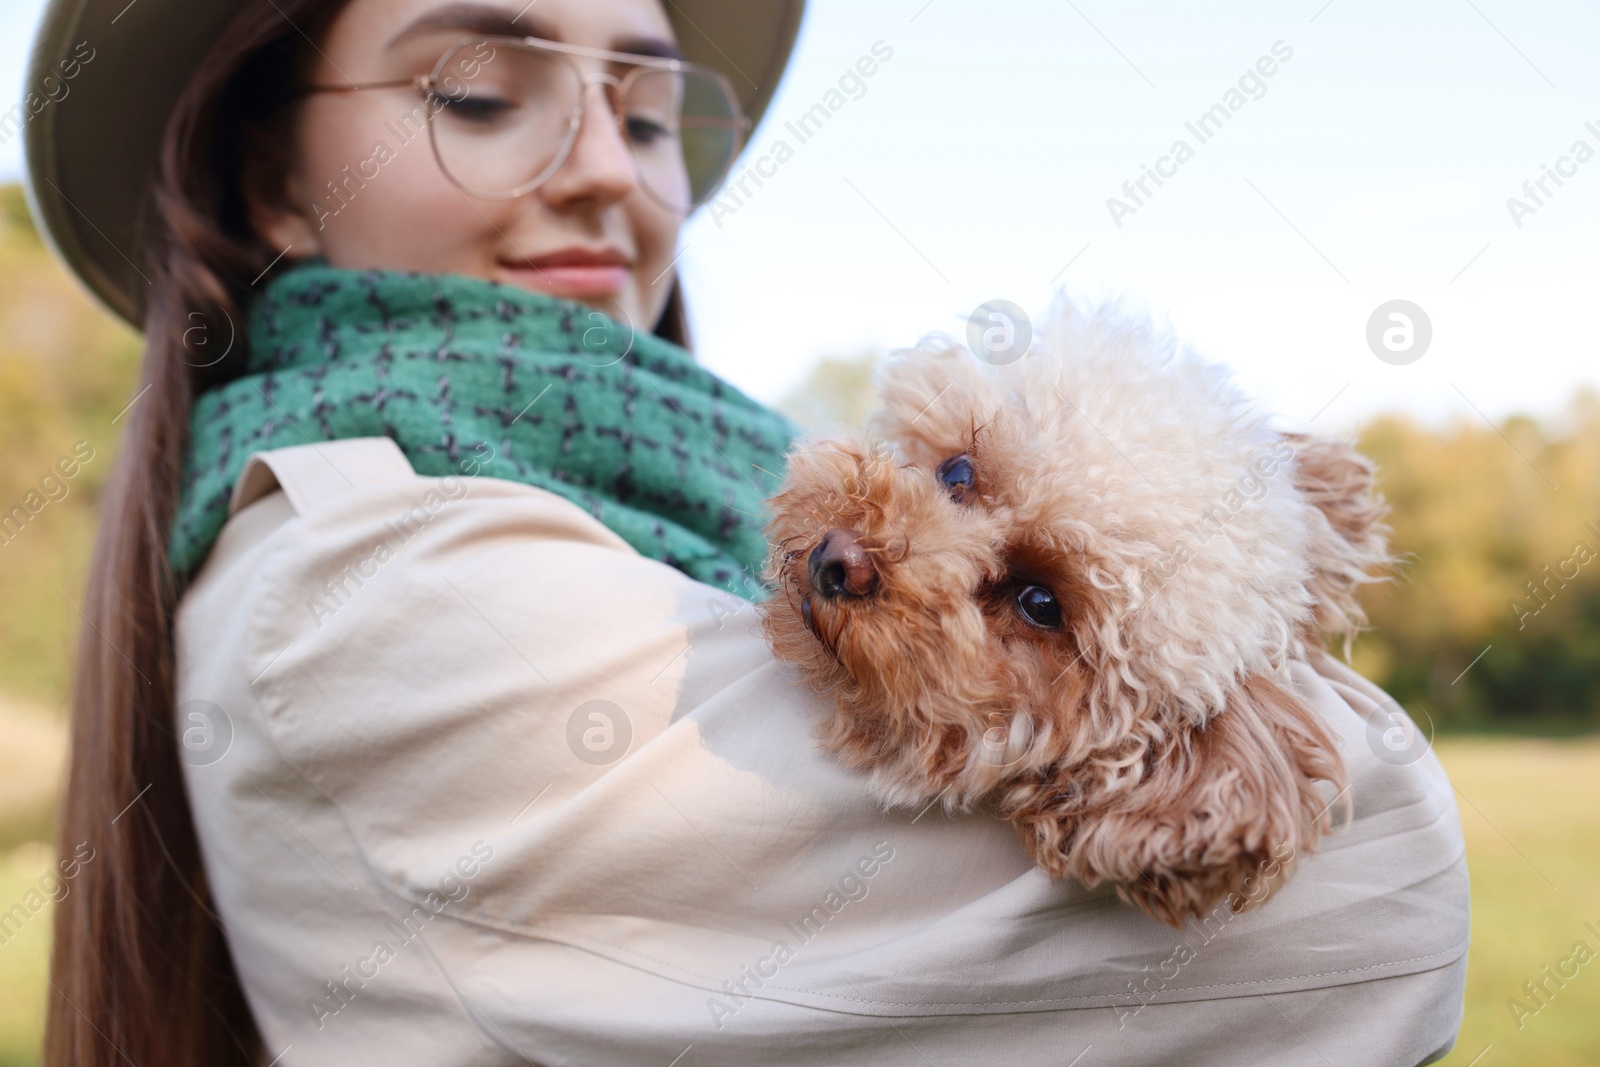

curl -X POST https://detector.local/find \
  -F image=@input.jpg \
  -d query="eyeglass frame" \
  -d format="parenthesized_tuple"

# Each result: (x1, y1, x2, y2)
(294, 34, 752, 213)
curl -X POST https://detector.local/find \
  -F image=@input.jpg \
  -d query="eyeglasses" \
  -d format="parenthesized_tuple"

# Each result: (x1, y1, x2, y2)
(298, 35, 750, 215)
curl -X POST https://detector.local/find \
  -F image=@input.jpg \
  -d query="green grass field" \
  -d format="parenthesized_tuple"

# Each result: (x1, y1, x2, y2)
(0, 734, 1595, 1065)
(1435, 738, 1600, 1066)
(0, 847, 54, 1067)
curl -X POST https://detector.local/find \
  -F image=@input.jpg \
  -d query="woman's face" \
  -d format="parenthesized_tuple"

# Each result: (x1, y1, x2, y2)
(252, 0, 684, 333)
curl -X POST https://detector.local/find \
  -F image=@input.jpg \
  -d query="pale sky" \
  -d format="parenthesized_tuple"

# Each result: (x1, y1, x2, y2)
(6, 0, 1599, 440)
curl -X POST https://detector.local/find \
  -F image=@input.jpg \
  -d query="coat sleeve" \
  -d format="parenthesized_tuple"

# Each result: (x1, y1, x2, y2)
(175, 438, 1469, 1067)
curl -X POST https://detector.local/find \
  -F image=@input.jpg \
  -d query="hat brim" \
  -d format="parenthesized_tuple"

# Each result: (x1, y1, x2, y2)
(22, 0, 805, 329)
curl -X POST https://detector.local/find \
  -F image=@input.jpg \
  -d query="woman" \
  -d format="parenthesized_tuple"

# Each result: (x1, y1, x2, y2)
(24, 1, 1470, 1065)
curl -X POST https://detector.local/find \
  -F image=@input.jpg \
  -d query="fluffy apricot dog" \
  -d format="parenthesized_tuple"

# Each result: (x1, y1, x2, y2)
(758, 297, 1395, 927)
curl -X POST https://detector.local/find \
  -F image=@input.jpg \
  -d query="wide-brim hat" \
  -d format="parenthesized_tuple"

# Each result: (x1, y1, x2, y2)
(22, 0, 806, 330)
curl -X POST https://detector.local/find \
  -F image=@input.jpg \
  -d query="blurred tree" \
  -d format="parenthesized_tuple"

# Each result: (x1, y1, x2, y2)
(1356, 402, 1600, 732)
(0, 183, 141, 707)
(774, 349, 882, 433)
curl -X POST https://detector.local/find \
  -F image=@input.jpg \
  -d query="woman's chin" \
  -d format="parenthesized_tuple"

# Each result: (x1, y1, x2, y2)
(494, 269, 641, 332)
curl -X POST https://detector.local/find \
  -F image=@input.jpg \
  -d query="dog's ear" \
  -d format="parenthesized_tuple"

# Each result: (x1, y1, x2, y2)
(1004, 673, 1346, 928)
(1281, 430, 1398, 660)
(864, 340, 1006, 468)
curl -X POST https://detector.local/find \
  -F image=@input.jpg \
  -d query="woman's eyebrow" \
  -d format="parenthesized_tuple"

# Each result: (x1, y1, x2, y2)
(611, 36, 682, 61)
(386, 2, 682, 60)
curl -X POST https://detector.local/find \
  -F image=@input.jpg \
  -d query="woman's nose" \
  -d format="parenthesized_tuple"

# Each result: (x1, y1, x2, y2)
(538, 81, 640, 210)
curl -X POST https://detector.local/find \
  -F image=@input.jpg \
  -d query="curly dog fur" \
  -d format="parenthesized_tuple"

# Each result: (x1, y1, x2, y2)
(757, 296, 1397, 928)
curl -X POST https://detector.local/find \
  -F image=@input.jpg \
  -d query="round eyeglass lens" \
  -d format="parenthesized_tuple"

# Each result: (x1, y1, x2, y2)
(426, 39, 743, 213)
(428, 40, 582, 200)
(623, 67, 742, 213)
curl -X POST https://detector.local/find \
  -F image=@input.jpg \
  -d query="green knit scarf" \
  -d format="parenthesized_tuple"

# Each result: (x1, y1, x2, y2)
(170, 261, 802, 601)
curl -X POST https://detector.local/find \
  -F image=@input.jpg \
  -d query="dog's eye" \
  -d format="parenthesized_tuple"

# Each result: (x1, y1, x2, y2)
(1016, 585, 1062, 629)
(936, 453, 975, 499)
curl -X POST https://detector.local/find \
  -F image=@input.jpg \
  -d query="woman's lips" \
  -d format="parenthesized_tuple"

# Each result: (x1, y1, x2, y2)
(502, 263, 629, 299)
(500, 249, 631, 300)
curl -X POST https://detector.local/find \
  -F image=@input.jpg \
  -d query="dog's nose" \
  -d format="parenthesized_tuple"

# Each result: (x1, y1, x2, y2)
(808, 528, 879, 599)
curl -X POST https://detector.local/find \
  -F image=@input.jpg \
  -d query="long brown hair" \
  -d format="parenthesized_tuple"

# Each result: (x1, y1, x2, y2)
(44, 2, 692, 1062)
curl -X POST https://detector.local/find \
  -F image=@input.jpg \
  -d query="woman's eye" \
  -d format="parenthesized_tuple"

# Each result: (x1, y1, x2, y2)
(935, 453, 975, 499)
(435, 94, 514, 122)
(1016, 585, 1062, 629)
(625, 116, 674, 147)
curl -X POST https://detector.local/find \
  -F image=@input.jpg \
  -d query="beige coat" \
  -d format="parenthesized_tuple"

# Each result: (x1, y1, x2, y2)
(175, 436, 1470, 1067)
